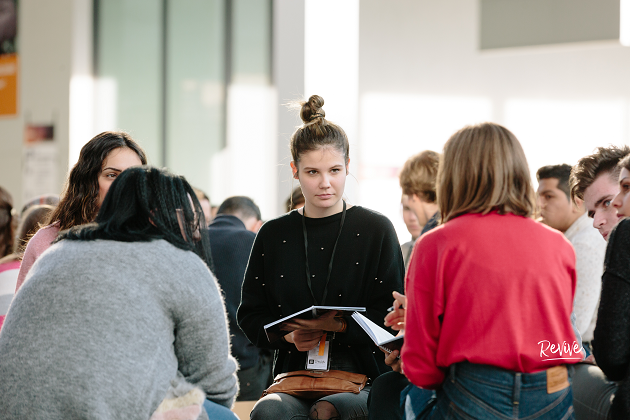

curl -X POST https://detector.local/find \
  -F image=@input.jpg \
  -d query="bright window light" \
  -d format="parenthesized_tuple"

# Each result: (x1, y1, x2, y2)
(504, 98, 628, 183)
(212, 84, 278, 219)
(69, 75, 94, 168)
(304, 0, 360, 202)
(359, 92, 493, 243)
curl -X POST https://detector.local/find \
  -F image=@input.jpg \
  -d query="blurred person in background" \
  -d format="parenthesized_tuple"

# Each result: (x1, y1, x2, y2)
(286, 185, 305, 211)
(0, 186, 17, 329)
(194, 187, 213, 224)
(537, 164, 605, 352)
(398, 151, 440, 243)
(20, 194, 60, 215)
(0, 166, 238, 419)
(15, 131, 147, 292)
(0, 204, 55, 330)
(207, 196, 269, 401)
(403, 123, 578, 419)
(400, 195, 423, 269)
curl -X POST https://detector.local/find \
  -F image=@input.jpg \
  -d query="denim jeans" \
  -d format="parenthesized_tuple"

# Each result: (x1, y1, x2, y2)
(406, 363, 575, 420)
(203, 399, 240, 420)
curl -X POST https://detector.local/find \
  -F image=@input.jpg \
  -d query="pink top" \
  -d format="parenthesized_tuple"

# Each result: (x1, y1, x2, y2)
(15, 224, 60, 292)
(0, 259, 21, 330)
(401, 212, 579, 390)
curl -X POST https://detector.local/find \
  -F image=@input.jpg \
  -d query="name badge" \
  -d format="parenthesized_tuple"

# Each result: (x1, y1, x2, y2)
(306, 334, 330, 371)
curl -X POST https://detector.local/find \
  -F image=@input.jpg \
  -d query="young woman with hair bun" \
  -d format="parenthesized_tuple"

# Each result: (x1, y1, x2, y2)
(402, 123, 578, 419)
(15, 131, 146, 291)
(238, 95, 405, 420)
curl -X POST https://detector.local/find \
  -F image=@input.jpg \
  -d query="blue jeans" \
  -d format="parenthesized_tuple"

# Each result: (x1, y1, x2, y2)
(203, 399, 239, 420)
(406, 363, 575, 419)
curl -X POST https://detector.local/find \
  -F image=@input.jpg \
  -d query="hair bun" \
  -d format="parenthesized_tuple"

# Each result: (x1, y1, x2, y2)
(300, 95, 325, 123)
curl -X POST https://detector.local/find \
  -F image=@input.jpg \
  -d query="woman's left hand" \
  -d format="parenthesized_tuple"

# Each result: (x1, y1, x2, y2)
(381, 349, 403, 374)
(283, 310, 344, 332)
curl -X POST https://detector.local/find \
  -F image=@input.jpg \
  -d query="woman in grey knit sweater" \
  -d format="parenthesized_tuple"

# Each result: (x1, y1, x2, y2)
(0, 166, 238, 420)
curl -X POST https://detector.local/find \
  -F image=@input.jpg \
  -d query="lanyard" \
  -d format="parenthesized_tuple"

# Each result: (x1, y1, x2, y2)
(302, 200, 346, 306)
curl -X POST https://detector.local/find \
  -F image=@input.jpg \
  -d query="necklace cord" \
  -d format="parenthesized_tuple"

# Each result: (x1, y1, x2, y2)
(302, 201, 347, 306)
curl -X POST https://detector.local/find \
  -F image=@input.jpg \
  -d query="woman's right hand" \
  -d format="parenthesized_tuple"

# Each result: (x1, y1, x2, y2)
(384, 291, 406, 331)
(284, 329, 325, 352)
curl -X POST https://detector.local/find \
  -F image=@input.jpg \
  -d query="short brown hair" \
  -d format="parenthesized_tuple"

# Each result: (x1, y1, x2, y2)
(399, 151, 440, 202)
(438, 123, 535, 223)
(570, 145, 630, 203)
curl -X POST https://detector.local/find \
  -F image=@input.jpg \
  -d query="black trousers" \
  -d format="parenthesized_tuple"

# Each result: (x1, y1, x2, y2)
(367, 371, 410, 420)
(237, 352, 274, 401)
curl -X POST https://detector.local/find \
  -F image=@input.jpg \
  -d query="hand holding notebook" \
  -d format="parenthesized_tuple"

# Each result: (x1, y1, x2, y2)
(351, 312, 404, 353)
(264, 305, 366, 343)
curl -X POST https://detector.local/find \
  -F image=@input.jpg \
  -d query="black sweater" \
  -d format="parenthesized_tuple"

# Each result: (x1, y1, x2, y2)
(594, 218, 630, 419)
(237, 206, 405, 380)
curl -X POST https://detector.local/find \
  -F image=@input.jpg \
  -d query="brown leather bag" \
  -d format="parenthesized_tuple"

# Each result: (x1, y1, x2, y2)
(262, 370, 368, 400)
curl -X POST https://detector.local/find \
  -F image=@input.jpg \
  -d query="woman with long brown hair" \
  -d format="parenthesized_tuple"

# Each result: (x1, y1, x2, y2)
(402, 123, 578, 419)
(16, 131, 146, 290)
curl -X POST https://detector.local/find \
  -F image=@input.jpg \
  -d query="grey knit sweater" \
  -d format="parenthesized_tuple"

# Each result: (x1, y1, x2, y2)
(0, 239, 238, 419)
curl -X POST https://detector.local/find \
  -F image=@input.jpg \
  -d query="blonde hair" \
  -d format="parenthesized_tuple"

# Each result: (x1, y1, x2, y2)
(399, 151, 440, 203)
(438, 123, 535, 223)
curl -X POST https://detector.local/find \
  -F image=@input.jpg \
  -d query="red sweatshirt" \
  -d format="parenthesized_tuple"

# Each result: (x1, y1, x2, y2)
(401, 212, 579, 390)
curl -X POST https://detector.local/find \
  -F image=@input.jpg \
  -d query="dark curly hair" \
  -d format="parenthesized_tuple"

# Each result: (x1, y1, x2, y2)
(47, 132, 147, 231)
(57, 166, 213, 269)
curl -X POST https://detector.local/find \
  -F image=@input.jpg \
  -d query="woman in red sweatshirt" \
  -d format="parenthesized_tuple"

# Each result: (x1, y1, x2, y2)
(401, 122, 579, 419)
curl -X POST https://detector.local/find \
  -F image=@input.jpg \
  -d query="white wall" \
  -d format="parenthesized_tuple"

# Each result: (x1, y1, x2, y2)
(0, 0, 92, 210)
(273, 0, 305, 214)
(358, 0, 630, 242)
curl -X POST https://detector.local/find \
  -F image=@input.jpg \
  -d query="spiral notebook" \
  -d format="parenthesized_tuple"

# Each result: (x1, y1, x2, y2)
(351, 312, 404, 353)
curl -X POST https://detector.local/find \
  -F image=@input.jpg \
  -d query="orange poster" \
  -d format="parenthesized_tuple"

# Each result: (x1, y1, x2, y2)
(0, 54, 18, 116)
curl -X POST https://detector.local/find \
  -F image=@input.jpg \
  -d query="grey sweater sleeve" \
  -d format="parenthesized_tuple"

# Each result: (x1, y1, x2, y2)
(172, 258, 239, 408)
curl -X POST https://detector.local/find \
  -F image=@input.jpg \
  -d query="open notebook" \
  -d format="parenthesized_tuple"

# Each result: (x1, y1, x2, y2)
(264, 305, 366, 342)
(351, 312, 404, 353)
